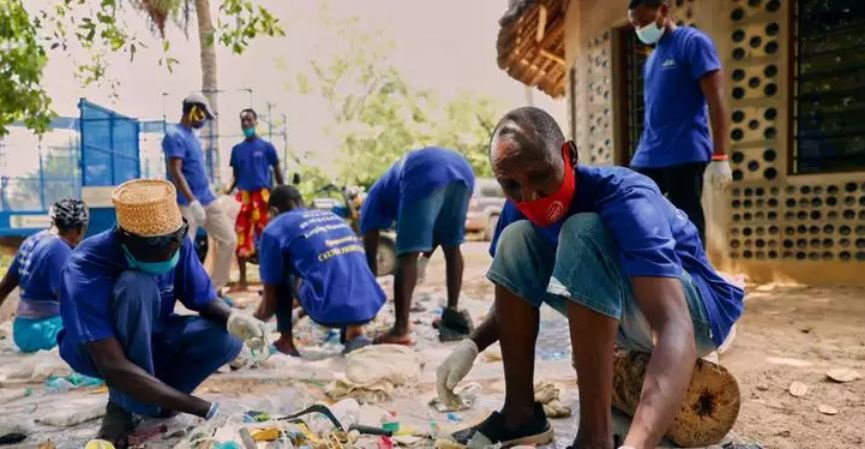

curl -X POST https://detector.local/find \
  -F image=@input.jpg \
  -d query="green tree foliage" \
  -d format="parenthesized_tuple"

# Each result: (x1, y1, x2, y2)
(0, 0, 52, 136)
(292, 6, 502, 188)
(0, 0, 284, 137)
(432, 93, 499, 179)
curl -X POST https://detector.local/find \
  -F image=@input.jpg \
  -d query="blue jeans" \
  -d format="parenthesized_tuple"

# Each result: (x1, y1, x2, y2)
(396, 182, 471, 255)
(63, 271, 242, 416)
(487, 213, 716, 356)
(13, 316, 63, 353)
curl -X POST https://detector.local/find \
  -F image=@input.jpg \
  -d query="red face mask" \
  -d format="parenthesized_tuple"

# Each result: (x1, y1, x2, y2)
(514, 142, 576, 227)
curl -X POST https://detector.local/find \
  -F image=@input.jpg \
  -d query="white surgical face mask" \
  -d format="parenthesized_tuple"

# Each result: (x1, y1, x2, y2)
(635, 20, 664, 45)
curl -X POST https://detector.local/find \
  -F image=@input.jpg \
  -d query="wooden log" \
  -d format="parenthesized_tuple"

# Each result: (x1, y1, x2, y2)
(612, 351, 741, 447)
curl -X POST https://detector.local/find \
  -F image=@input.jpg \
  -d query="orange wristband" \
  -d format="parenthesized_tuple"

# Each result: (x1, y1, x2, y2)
(711, 154, 728, 161)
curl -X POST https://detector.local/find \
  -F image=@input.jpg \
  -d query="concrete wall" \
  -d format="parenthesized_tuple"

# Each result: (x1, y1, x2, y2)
(563, 0, 865, 285)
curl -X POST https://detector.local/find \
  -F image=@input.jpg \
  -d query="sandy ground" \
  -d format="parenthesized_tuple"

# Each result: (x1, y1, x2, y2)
(0, 241, 863, 448)
(435, 241, 865, 449)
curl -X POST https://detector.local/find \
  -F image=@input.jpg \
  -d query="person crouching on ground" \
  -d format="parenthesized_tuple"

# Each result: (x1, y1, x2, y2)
(447, 107, 744, 449)
(360, 147, 476, 344)
(0, 199, 88, 353)
(57, 179, 269, 448)
(253, 185, 385, 356)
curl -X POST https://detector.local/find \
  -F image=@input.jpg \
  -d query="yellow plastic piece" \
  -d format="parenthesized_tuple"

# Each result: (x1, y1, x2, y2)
(84, 440, 116, 449)
(252, 427, 281, 442)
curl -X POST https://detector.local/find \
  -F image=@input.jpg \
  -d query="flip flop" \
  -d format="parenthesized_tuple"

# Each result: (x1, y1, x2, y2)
(342, 335, 372, 354)
(438, 308, 474, 342)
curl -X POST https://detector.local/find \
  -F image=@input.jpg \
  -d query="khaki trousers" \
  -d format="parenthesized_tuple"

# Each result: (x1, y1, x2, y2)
(181, 199, 237, 290)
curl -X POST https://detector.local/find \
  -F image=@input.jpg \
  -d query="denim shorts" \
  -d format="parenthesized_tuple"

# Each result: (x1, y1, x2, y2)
(396, 182, 471, 255)
(486, 213, 716, 356)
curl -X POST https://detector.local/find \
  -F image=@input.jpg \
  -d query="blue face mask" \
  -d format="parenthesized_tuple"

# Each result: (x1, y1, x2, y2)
(242, 127, 256, 138)
(122, 245, 180, 275)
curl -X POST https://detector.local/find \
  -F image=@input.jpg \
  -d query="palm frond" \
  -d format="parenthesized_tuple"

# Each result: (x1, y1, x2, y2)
(130, 0, 186, 36)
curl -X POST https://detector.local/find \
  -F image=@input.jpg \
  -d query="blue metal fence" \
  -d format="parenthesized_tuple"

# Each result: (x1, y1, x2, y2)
(0, 100, 145, 237)
(79, 99, 141, 186)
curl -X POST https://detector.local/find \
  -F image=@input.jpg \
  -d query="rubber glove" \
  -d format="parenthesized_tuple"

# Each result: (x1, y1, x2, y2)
(204, 402, 220, 420)
(436, 339, 479, 408)
(227, 312, 269, 359)
(705, 158, 733, 189)
(188, 199, 207, 225)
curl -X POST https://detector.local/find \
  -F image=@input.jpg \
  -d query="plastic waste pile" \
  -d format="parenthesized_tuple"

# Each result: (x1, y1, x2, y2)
(325, 345, 425, 403)
(171, 398, 457, 449)
(44, 372, 105, 393)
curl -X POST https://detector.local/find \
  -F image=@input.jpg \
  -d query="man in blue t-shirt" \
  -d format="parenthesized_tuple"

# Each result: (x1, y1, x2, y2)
(0, 199, 88, 353)
(628, 0, 732, 246)
(444, 108, 744, 449)
(163, 94, 236, 293)
(360, 147, 476, 345)
(225, 108, 284, 290)
(253, 186, 385, 355)
(57, 180, 268, 448)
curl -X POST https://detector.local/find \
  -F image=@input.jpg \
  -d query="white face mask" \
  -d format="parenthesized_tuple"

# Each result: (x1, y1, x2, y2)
(636, 21, 664, 45)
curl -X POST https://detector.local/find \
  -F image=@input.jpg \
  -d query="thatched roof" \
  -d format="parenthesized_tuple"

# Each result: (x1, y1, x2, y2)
(496, 0, 569, 98)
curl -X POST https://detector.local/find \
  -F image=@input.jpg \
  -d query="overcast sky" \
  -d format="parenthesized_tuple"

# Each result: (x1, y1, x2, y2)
(9, 1, 564, 180)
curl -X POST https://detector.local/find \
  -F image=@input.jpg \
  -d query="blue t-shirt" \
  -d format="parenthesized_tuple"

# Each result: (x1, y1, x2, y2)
(162, 125, 216, 206)
(8, 230, 71, 319)
(58, 230, 216, 355)
(631, 27, 722, 169)
(259, 209, 385, 325)
(491, 165, 743, 347)
(360, 147, 476, 233)
(230, 137, 279, 191)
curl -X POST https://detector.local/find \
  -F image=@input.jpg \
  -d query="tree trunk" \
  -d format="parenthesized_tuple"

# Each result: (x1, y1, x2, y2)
(611, 351, 741, 447)
(194, 0, 220, 185)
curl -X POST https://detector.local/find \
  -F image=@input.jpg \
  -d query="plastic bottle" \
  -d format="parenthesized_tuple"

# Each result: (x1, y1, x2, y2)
(45, 377, 75, 393)
(329, 398, 360, 429)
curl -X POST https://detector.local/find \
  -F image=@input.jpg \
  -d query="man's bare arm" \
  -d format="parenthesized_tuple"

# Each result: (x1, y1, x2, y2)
(700, 70, 729, 158)
(167, 158, 195, 203)
(225, 167, 239, 195)
(272, 161, 285, 186)
(624, 276, 697, 449)
(198, 296, 232, 324)
(87, 338, 211, 416)
(254, 283, 280, 322)
(0, 269, 19, 308)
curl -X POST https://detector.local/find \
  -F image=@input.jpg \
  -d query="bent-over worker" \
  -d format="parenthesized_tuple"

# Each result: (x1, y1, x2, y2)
(253, 185, 385, 356)
(57, 179, 268, 448)
(447, 107, 744, 449)
(360, 147, 476, 344)
(0, 199, 88, 353)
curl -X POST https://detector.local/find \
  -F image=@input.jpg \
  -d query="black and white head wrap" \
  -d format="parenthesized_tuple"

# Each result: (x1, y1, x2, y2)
(50, 198, 89, 230)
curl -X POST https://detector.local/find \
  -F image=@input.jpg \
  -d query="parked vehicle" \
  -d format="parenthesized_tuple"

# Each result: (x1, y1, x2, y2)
(465, 178, 506, 241)
(311, 183, 398, 277)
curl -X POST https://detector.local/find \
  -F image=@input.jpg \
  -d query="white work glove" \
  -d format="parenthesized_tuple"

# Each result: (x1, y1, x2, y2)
(188, 199, 207, 225)
(705, 159, 733, 189)
(204, 402, 220, 421)
(436, 339, 479, 407)
(227, 312, 270, 360)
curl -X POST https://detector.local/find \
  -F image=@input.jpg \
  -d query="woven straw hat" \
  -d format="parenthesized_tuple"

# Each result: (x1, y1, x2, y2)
(112, 179, 183, 236)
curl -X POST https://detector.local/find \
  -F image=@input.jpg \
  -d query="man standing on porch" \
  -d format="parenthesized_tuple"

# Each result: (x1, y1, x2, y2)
(627, 0, 732, 246)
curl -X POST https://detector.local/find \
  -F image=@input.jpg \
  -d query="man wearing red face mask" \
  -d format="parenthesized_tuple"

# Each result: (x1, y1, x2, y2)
(444, 107, 743, 449)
